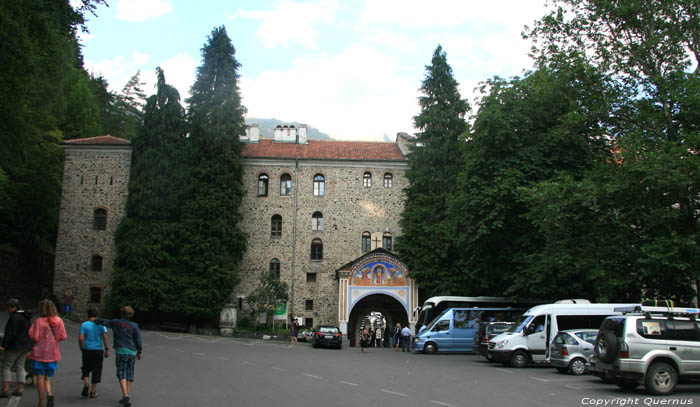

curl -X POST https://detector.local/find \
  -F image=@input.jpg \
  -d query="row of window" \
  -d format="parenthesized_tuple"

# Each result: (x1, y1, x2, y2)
(258, 172, 393, 197)
(268, 258, 319, 283)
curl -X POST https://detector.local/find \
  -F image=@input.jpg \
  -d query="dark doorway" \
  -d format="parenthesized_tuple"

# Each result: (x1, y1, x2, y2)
(348, 294, 408, 347)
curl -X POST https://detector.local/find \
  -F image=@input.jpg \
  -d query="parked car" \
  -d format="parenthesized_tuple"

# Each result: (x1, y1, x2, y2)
(550, 329, 598, 375)
(312, 326, 343, 349)
(474, 321, 514, 360)
(591, 305, 700, 395)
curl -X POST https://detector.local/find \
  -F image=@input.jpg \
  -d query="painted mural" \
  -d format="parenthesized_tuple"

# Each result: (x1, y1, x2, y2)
(350, 261, 406, 287)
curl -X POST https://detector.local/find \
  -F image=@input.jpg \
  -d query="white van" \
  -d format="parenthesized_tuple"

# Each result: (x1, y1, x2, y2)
(487, 302, 639, 367)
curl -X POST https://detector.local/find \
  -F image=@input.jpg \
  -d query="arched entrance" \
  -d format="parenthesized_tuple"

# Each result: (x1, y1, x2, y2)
(336, 248, 418, 346)
(348, 293, 408, 347)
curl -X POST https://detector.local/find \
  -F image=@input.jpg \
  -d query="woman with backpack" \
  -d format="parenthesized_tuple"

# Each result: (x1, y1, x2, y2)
(28, 299, 67, 407)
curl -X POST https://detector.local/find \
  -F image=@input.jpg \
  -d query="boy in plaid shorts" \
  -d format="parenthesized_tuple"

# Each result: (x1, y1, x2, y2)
(96, 306, 142, 407)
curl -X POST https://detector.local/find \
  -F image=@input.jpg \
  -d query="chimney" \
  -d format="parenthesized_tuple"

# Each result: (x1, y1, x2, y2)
(249, 124, 260, 143)
(298, 124, 308, 144)
(289, 125, 297, 142)
(274, 125, 282, 141)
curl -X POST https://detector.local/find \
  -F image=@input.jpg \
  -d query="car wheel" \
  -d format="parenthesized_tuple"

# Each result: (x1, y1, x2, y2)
(485, 353, 493, 362)
(615, 379, 638, 391)
(645, 362, 677, 395)
(595, 331, 618, 363)
(555, 367, 569, 374)
(568, 358, 586, 375)
(510, 350, 529, 368)
(424, 342, 437, 354)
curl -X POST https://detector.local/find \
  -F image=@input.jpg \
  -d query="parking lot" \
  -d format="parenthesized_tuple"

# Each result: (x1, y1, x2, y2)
(2, 317, 699, 407)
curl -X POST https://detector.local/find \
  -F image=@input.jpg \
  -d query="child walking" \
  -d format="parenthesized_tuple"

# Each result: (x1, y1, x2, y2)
(79, 307, 109, 398)
(96, 306, 142, 407)
(28, 299, 67, 407)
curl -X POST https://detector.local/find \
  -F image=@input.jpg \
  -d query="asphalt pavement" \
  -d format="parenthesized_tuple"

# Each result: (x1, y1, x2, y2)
(1, 311, 699, 407)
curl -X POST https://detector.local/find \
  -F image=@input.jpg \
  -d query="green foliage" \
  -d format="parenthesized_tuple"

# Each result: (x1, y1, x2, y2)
(395, 46, 469, 296)
(246, 272, 289, 318)
(62, 68, 102, 140)
(109, 68, 188, 314)
(176, 26, 248, 319)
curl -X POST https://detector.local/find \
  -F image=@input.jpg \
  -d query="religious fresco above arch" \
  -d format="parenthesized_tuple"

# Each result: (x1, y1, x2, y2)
(350, 261, 406, 287)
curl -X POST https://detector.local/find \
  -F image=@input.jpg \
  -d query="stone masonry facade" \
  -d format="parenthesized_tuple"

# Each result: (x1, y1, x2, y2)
(53, 136, 132, 319)
(235, 157, 408, 327)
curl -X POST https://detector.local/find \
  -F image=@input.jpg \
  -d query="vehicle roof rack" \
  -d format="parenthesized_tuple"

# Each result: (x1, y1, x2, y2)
(615, 305, 700, 319)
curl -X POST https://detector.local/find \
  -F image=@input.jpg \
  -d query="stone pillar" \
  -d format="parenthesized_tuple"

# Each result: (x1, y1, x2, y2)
(337, 270, 351, 344)
(219, 303, 237, 336)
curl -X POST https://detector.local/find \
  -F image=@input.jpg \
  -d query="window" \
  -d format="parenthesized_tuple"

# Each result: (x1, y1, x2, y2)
(306, 272, 317, 282)
(238, 297, 244, 311)
(91, 255, 103, 272)
(269, 259, 280, 279)
(305, 300, 314, 311)
(258, 174, 269, 196)
(89, 287, 102, 304)
(93, 208, 107, 230)
(280, 173, 292, 196)
(526, 315, 546, 335)
(638, 320, 666, 339)
(362, 232, 371, 252)
(384, 172, 393, 188)
(305, 317, 314, 328)
(312, 211, 323, 230)
(383, 232, 392, 251)
(311, 239, 323, 260)
(669, 320, 698, 341)
(363, 172, 372, 188)
(313, 174, 325, 196)
(271, 215, 282, 238)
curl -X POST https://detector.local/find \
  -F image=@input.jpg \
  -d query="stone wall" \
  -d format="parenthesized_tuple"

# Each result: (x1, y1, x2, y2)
(53, 145, 132, 319)
(235, 158, 407, 327)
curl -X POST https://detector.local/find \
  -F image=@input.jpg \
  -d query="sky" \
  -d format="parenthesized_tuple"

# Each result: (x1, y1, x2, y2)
(79, 0, 554, 141)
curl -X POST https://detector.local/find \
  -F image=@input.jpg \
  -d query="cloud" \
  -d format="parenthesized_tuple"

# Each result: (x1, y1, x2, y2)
(145, 53, 197, 101)
(240, 44, 419, 141)
(85, 51, 152, 92)
(363, 31, 416, 53)
(115, 0, 173, 22)
(232, 0, 340, 50)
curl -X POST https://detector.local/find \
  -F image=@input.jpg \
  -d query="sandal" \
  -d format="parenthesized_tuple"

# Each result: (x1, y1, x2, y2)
(90, 392, 98, 398)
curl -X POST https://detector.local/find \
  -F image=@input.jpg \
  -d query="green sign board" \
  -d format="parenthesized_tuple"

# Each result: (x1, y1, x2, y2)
(273, 302, 287, 319)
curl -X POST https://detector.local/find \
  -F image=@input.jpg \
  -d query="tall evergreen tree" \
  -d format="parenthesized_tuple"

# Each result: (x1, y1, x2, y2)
(395, 45, 469, 296)
(178, 26, 247, 320)
(109, 68, 187, 315)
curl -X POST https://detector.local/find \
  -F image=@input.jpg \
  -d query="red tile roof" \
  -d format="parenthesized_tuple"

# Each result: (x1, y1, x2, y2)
(242, 139, 406, 161)
(62, 135, 130, 145)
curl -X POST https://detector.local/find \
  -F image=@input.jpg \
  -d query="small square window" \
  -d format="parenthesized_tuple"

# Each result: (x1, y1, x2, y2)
(305, 300, 313, 311)
(89, 287, 102, 304)
(305, 317, 314, 328)
(306, 272, 316, 282)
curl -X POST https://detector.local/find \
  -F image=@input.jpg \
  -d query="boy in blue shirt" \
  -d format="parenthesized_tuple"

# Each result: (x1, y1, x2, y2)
(79, 307, 109, 398)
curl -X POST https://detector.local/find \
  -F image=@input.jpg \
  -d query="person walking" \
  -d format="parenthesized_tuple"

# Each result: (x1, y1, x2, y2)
(28, 299, 67, 407)
(79, 307, 109, 398)
(96, 306, 142, 407)
(360, 326, 369, 353)
(401, 325, 411, 352)
(393, 323, 401, 351)
(375, 328, 382, 348)
(290, 317, 297, 344)
(0, 298, 33, 398)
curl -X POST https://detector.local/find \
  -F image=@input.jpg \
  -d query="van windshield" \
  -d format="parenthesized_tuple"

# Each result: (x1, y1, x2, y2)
(508, 315, 533, 333)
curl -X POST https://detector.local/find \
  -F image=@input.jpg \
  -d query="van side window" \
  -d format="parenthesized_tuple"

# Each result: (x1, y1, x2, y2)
(669, 320, 699, 342)
(637, 319, 666, 339)
(454, 310, 469, 329)
(527, 315, 546, 335)
(434, 320, 450, 332)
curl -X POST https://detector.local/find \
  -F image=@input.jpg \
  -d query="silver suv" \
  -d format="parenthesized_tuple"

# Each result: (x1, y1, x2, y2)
(591, 306, 700, 395)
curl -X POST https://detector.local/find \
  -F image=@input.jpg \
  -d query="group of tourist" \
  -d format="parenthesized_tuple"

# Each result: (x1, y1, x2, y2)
(0, 298, 142, 407)
(359, 323, 411, 352)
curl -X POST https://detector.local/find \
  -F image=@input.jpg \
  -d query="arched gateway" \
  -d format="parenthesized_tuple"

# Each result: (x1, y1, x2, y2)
(336, 248, 418, 346)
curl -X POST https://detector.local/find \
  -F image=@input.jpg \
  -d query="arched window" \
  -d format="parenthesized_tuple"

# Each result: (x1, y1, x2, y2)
(363, 172, 372, 188)
(312, 211, 323, 230)
(270, 258, 280, 279)
(362, 232, 371, 252)
(271, 215, 282, 238)
(311, 238, 323, 260)
(383, 232, 393, 251)
(384, 172, 393, 188)
(313, 174, 325, 196)
(258, 174, 269, 196)
(280, 173, 292, 196)
(93, 208, 107, 230)
(91, 255, 103, 272)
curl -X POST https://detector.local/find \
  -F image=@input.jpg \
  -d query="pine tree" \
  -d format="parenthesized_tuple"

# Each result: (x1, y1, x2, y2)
(178, 26, 247, 320)
(109, 68, 187, 315)
(395, 45, 469, 296)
